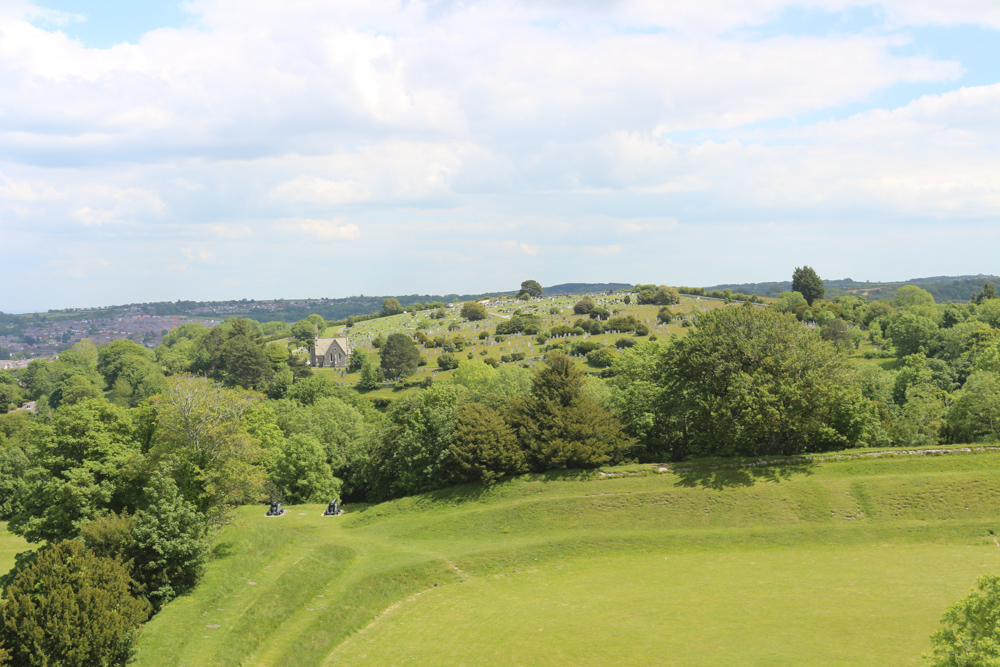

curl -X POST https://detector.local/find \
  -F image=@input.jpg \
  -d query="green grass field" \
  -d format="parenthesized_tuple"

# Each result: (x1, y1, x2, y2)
(0, 522, 29, 576)
(108, 448, 1000, 666)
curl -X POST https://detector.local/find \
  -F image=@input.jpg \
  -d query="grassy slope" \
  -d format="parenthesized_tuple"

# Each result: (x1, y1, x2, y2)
(315, 295, 722, 399)
(131, 449, 1000, 666)
(0, 522, 28, 575)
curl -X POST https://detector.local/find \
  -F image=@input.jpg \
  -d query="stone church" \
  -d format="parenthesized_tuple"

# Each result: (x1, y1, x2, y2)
(311, 334, 351, 368)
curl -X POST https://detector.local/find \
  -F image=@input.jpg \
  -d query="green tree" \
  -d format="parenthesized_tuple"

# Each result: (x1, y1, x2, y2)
(443, 403, 525, 485)
(510, 354, 633, 471)
(820, 318, 851, 349)
(973, 281, 999, 305)
(893, 285, 937, 317)
(652, 304, 874, 459)
(653, 286, 681, 306)
(0, 540, 150, 667)
(947, 371, 1000, 443)
(9, 399, 141, 544)
(926, 574, 1000, 666)
(518, 280, 543, 298)
(148, 377, 268, 528)
(461, 301, 488, 321)
(574, 299, 595, 314)
(269, 433, 342, 504)
(358, 359, 383, 390)
(363, 385, 467, 501)
(437, 352, 460, 371)
(791, 266, 825, 306)
(347, 349, 366, 373)
(379, 333, 420, 380)
(887, 312, 940, 357)
(382, 298, 403, 316)
(656, 307, 673, 324)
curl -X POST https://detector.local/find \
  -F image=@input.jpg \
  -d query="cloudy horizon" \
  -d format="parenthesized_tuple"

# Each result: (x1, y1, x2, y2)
(1, 0, 997, 313)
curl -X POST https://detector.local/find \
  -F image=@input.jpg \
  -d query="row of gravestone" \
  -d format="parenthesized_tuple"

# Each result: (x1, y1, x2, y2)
(265, 499, 343, 516)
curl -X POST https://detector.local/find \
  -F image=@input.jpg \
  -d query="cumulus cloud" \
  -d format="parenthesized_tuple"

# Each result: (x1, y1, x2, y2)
(0, 0, 997, 310)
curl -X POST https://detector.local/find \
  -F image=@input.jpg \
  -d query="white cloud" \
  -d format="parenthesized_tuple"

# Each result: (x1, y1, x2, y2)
(270, 176, 370, 205)
(283, 219, 361, 241)
(0, 0, 998, 310)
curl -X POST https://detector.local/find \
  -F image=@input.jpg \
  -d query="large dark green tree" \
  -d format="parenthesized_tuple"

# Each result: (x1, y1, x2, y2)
(379, 333, 420, 380)
(518, 280, 543, 298)
(444, 403, 525, 485)
(510, 354, 633, 471)
(0, 540, 151, 667)
(791, 266, 825, 306)
(644, 304, 876, 459)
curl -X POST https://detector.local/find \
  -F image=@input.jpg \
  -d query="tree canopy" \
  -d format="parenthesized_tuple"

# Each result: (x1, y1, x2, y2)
(791, 266, 825, 306)
(518, 280, 543, 298)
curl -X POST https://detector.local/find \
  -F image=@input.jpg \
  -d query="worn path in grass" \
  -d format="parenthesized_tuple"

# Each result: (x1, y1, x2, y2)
(122, 449, 1000, 665)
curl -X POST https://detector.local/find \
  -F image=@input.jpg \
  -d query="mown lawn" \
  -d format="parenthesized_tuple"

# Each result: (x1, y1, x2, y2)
(127, 449, 1000, 666)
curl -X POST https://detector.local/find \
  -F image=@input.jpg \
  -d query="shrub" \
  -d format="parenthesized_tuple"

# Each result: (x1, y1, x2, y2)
(586, 348, 617, 368)
(615, 338, 637, 349)
(635, 324, 649, 336)
(437, 353, 460, 370)
(483, 358, 500, 368)
(606, 316, 640, 333)
(461, 301, 488, 321)
(570, 341, 603, 356)
(574, 299, 595, 315)
(657, 307, 673, 324)
(478, 330, 490, 340)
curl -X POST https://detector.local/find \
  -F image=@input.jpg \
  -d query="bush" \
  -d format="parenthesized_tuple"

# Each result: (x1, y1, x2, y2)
(0, 540, 151, 667)
(615, 338, 637, 349)
(461, 301, 488, 321)
(635, 324, 649, 336)
(586, 348, 617, 368)
(483, 358, 499, 368)
(570, 341, 603, 355)
(574, 299, 595, 315)
(437, 353, 460, 370)
(657, 307, 673, 324)
(606, 315, 640, 333)
(478, 330, 490, 340)
(590, 307, 610, 320)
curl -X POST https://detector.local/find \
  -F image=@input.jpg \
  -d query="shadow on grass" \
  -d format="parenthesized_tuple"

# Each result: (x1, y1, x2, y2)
(672, 457, 816, 490)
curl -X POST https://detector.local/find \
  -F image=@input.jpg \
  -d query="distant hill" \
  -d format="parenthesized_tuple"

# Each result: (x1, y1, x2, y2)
(705, 275, 1000, 304)
(7, 282, 633, 325)
(542, 282, 632, 295)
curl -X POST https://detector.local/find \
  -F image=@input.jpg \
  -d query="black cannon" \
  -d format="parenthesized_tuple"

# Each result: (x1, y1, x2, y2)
(323, 499, 342, 516)
(266, 501, 283, 516)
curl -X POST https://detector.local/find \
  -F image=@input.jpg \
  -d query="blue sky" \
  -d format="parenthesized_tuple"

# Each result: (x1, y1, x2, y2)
(1, 0, 998, 312)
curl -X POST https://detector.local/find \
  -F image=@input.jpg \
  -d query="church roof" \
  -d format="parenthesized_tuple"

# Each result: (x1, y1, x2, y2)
(315, 337, 349, 356)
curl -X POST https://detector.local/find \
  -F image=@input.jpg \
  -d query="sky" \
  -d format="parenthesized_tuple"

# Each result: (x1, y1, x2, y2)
(0, 0, 998, 313)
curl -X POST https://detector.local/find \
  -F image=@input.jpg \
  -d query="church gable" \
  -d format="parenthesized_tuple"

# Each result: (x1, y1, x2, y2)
(311, 336, 350, 368)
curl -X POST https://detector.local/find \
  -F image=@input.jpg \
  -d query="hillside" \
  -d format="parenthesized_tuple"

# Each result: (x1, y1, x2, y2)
(707, 274, 1000, 303)
(125, 447, 1000, 666)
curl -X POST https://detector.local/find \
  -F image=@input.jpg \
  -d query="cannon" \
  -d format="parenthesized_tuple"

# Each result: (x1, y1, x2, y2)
(266, 501, 283, 516)
(323, 499, 342, 516)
